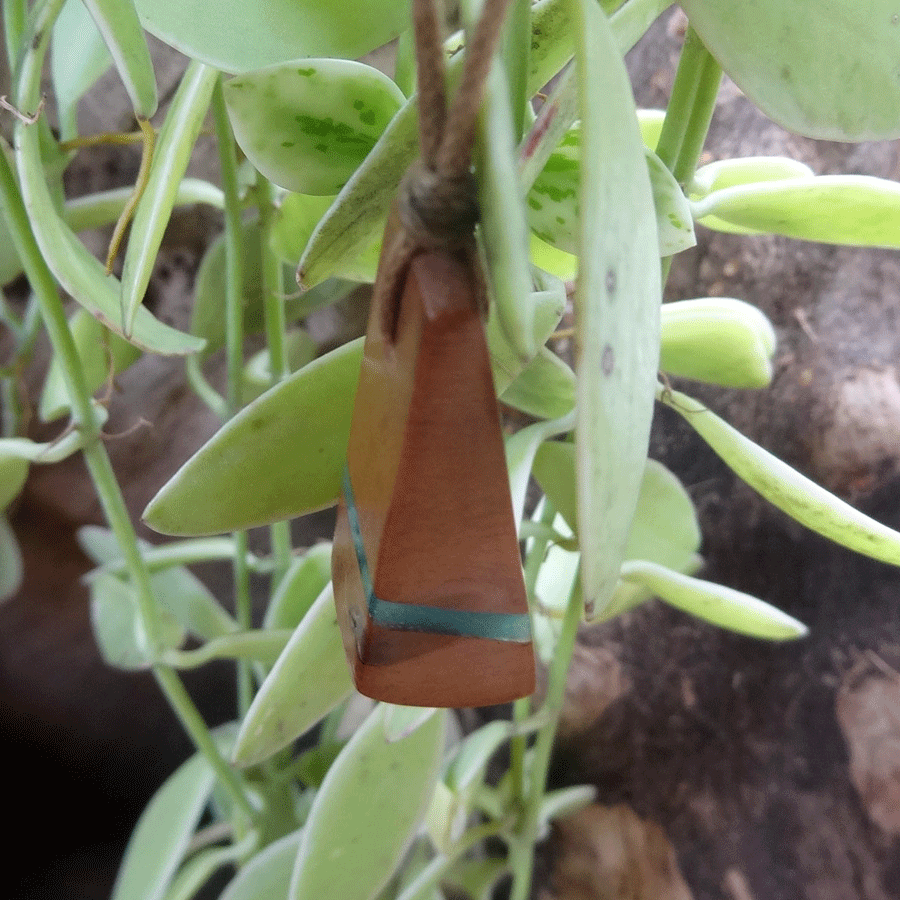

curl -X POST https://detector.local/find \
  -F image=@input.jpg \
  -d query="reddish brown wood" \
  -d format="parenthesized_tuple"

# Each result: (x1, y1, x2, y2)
(332, 218, 535, 707)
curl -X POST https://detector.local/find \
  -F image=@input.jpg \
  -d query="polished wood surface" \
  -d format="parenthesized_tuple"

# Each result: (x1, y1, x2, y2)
(332, 223, 535, 707)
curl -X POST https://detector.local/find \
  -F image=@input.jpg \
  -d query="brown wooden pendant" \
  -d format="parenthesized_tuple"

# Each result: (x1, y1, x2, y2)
(331, 0, 534, 708)
(332, 217, 535, 707)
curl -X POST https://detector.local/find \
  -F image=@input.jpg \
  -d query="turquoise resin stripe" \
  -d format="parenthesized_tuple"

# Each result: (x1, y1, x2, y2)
(342, 465, 531, 642)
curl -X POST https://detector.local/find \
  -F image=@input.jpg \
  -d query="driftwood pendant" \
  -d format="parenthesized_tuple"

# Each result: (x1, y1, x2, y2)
(331, 211, 535, 707)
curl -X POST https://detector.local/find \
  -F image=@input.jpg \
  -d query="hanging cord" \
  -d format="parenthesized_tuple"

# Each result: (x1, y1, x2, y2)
(379, 0, 513, 336)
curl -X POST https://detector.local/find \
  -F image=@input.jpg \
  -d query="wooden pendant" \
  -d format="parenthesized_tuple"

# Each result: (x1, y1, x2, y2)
(331, 210, 535, 707)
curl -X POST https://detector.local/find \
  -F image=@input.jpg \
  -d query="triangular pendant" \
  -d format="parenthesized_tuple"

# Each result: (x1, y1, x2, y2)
(332, 234, 535, 707)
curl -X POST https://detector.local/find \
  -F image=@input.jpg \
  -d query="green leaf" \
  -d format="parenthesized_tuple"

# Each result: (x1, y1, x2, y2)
(263, 542, 334, 630)
(163, 630, 291, 669)
(134, 0, 409, 73)
(487, 266, 567, 395)
(444, 721, 513, 793)
(219, 830, 303, 900)
(537, 785, 596, 833)
(144, 338, 363, 535)
(527, 125, 694, 258)
(163, 842, 246, 900)
(122, 61, 217, 333)
(111, 746, 219, 900)
(680, 0, 900, 140)
(660, 297, 776, 389)
(692, 175, 900, 248)
(661, 387, 900, 567)
(691, 156, 814, 195)
(505, 415, 574, 529)
(79, 526, 237, 640)
(224, 61, 405, 195)
(0, 409, 109, 464)
(290, 705, 446, 900)
(0, 454, 29, 510)
(81, 0, 158, 119)
(572, 0, 661, 615)
(192, 220, 290, 358)
(232, 586, 353, 767)
(477, 51, 537, 362)
(52, 0, 112, 139)
(621, 560, 808, 640)
(500, 347, 575, 420)
(40, 308, 142, 422)
(0, 514, 23, 602)
(382, 705, 438, 743)
(12, 76, 203, 354)
(90, 572, 185, 669)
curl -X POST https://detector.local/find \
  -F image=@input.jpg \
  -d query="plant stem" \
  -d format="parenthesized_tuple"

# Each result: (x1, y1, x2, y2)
(2, 0, 26, 71)
(213, 76, 256, 715)
(509, 572, 583, 900)
(663, 27, 722, 188)
(257, 176, 293, 585)
(653, 25, 721, 284)
(511, 498, 559, 801)
(154, 665, 258, 822)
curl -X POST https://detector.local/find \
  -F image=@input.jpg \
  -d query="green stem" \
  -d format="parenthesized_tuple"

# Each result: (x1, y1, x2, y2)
(257, 176, 293, 585)
(654, 25, 722, 192)
(511, 498, 558, 802)
(153, 665, 258, 822)
(654, 25, 721, 285)
(212, 76, 255, 715)
(509, 571, 582, 900)
(2, 0, 26, 72)
(395, 821, 507, 900)
(503, 0, 531, 139)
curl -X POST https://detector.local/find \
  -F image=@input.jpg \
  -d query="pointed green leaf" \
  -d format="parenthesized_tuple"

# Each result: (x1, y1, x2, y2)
(621, 559, 808, 640)
(505, 415, 574, 528)
(0, 410, 109, 465)
(382, 705, 438, 743)
(52, 0, 112, 139)
(500, 347, 575, 420)
(681, 0, 900, 139)
(40, 308, 142, 422)
(79, 526, 237, 640)
(90, 572, 185, 669)
(263, 542, 333, 630)
(144, 338, 363, 535)
(662, 386, 900, 567)
(537, 785, 596, 832)
(219, 830, 303, 900)
(134, 0, 409, 73)
(660, 297, 776, 389)
(163, 630, 291, 669)
(572, 0, 661, 614)
(527, 124, 694, 259)
(692, 175, 900, 248)
(477, 55, 537, 362)
(80, 0, 158, 118)
(691, 156, 814, 195)
(290, 705, 446, 900)
(122, 61, 217, 333)
(232, 586, 353, 767)
(487, 266, 567, 395)
(224, 61, 405, 195)
(444, 721, 513, 793)
(12, 20, 202, 355)
(0, 455, 29, 510)
(0, 515, 23, 602)
(111, 747, 220, 900)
